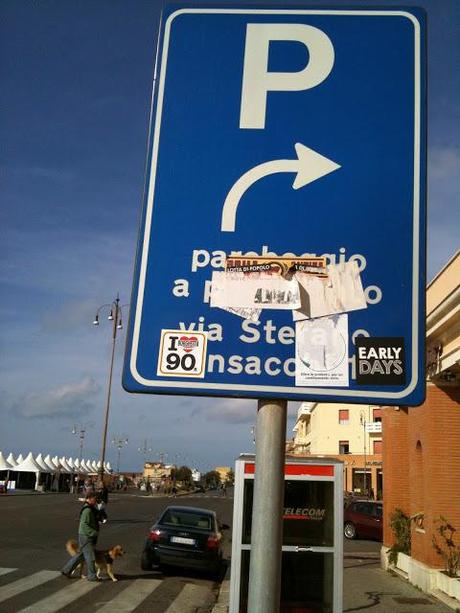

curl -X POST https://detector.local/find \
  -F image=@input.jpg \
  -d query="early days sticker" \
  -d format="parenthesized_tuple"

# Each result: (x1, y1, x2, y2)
(157, 330, 208, 378)
(355, 337, 405, 385)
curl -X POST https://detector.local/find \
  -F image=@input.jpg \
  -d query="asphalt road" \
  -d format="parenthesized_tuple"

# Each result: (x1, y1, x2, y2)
(0, 489, 386, 612)
(0, 490, 233, 612)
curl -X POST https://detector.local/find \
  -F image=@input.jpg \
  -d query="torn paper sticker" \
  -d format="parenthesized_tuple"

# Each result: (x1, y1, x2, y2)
(211, 271, 301, 310)
(157, 330, 208, 378)
(226, 256, 327, 277)
(295, 314, 349, 387)
(293, 261, 367, 321)
(220, 306, 262, 322)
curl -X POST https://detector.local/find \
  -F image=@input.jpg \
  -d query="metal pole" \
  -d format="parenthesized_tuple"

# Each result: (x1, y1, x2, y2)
(247, 399, 287, 613)
(363, 419, 367, 496)
(79, 430, 84, 464)
(99, 296, 119, 483)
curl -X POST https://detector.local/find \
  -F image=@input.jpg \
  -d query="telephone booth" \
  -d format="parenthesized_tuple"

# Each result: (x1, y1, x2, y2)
(230, 454, 343, 613)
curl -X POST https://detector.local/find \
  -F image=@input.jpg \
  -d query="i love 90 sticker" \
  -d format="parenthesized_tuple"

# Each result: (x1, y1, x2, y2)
(157, 330, 208, 378)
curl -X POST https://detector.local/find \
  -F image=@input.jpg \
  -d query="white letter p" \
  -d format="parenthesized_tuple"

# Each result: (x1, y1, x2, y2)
(239, 23, 334, 129)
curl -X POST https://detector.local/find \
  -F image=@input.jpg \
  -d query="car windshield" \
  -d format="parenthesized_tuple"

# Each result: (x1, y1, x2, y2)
(160, 509, 213, 530)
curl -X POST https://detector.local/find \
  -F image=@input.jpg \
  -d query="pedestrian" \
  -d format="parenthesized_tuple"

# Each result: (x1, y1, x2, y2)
(97, 482, 109, 505)
(61, 493, 100, 581)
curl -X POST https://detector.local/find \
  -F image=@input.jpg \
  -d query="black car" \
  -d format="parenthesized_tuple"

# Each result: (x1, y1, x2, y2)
(141, 505, 228, 576)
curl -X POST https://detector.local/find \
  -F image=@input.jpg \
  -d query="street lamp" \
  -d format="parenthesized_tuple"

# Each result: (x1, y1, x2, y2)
(158, 451, 168, 465)
(138, 439, 153, 460)
(93, 294, 127, 482)
(112, 436, 129, 474)
(72, 423, 92, 465)
(138, 439, 152, 477)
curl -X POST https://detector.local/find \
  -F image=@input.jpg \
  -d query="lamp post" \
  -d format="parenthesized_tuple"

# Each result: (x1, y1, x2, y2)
(93, 294, 126, 483)
(71, 423, 92, 493)
(112, 436, 129, 474)
(360, 410, 368, 497)
(72, 424, 88, 465)
(138, 439, 152, 460)
(138, 439, 152, 478)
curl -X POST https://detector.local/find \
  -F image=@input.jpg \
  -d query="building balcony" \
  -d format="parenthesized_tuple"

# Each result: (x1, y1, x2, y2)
(292, 434, 310, 446)
(297, 403, 314, 420)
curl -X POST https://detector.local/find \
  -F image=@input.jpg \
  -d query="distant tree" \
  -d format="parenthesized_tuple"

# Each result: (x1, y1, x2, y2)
(171, 466, 192, 486)
(204, 470, 221, 488)
(177, 466, 192, 484)
(226, 469, 234, 485)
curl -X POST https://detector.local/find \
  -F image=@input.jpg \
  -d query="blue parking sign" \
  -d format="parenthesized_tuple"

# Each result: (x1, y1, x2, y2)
(123, 6, 426, 405)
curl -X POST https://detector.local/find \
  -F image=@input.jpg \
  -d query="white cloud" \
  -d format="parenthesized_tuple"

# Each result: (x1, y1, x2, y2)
(429, 146, 460, 180)
(189, 397, 299, 424)
(12, 376, 100, 419)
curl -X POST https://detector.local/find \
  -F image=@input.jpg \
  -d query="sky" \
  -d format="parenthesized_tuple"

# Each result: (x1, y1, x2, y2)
(1, 0, 459, 473)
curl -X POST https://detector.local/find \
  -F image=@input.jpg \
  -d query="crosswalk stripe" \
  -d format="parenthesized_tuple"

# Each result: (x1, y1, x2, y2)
(17, 578, 100, 612)
(0, 570, 60, 603)
(96, 578, 162, 612)
(0, 568, 17, 577)
(164, 583, 212, 613)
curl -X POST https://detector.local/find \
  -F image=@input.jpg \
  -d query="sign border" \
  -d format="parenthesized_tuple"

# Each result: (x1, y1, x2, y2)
(126, 7, 425, 403)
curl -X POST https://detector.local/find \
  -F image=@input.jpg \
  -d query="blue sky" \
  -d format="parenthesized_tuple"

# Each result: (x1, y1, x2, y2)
(1, 0, 459, 472)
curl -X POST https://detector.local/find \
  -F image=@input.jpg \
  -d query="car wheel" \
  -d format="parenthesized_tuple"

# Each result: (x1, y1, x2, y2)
(344, 522, 357, 539)
(141, 551, 153, 571)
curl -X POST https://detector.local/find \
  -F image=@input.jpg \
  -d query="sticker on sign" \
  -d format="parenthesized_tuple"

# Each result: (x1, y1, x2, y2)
(157, 331, 208, 378)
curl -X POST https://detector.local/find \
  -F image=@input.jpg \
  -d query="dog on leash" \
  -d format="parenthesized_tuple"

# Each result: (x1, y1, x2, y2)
(66, 539, 124, 582)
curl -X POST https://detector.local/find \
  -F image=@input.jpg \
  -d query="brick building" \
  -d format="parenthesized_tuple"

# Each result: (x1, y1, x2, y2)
(382, 251, 460, 598)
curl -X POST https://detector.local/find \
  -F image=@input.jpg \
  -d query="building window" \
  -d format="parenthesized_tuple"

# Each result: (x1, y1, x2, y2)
(373, 440, 382, 454)
(338, 409, 349, 425)
(373, 408, 382, 422)
(339, 440, 349, 454)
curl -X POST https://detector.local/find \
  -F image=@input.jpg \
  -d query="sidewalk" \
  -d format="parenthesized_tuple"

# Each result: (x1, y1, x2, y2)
(212, 553, 453, 612)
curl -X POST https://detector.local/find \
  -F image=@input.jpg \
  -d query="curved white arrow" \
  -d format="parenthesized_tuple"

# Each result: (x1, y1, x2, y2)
(221, 143, 341, 232)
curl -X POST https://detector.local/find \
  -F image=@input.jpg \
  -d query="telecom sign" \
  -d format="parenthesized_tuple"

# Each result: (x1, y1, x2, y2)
(123, 6, 426, 405)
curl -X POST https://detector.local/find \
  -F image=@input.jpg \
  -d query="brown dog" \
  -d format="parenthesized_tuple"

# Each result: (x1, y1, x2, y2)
(66, 539, 124, 582)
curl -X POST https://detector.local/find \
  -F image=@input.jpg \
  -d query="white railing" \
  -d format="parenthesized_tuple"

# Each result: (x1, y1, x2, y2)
(366, 422, 382, 433)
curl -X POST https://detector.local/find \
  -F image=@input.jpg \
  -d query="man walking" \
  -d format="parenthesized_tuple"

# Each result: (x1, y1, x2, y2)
(61, 493, 100, 581)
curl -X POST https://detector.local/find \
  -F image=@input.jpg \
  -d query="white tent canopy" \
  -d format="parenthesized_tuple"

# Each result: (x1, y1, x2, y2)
(0, 451, 13, 470)
(83, 460, 96, 474)
(0, 451, 117, 485)
(15, 452, 43, 473)
(59, 457, 73, 473)
(35, 453, 51, 473)
(6, 453, 17, 467)
(80, 460, 91, 474)
(13, 452, 42, 491)
(44, 454, 57, 473)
